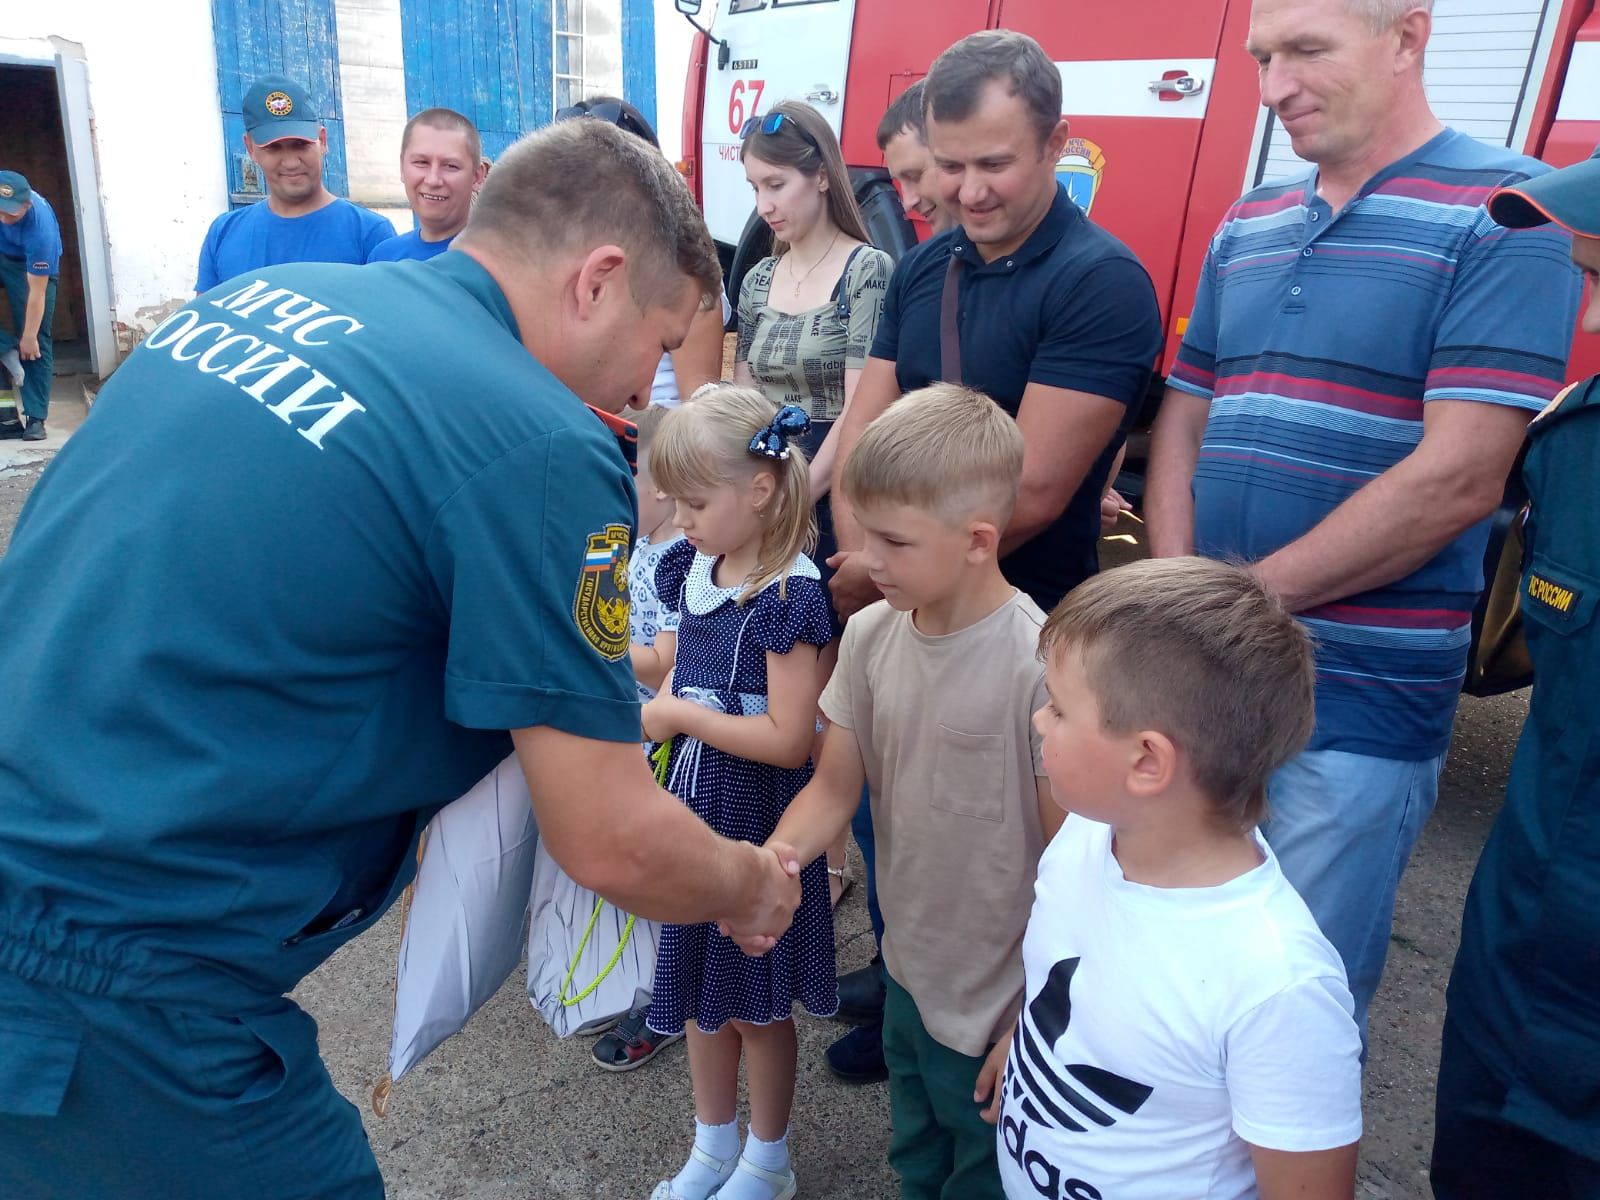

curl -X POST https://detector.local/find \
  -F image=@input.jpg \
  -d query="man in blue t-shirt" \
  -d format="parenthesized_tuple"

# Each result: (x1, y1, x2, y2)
(0, 170, 63, 441)
(196, 74, 393, 291)
(367, 107, 488, 263)
(0, 120, 799, 1200)
(1146, 0, 1580, 1036)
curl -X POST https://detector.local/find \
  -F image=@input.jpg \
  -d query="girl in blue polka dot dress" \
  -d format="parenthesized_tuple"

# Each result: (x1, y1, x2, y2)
(640, 386, 838, 1200)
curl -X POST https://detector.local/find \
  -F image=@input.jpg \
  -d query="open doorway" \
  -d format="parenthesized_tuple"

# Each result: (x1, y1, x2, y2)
(0, 63, 89, 376)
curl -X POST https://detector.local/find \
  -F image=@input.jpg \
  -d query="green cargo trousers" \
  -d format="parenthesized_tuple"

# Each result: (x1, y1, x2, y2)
(883, 972, 1006, 1200)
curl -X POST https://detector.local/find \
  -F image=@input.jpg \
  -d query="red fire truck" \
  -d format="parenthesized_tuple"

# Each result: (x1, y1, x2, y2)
(670, 0, 1600, 384)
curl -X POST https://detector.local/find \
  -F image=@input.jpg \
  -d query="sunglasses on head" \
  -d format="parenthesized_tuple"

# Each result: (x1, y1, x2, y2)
(555, 99, 656, 145)
(739, 111, 820, 151)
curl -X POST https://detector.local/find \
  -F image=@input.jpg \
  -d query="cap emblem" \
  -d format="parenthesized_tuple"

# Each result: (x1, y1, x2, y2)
(265, 91, 293, 117)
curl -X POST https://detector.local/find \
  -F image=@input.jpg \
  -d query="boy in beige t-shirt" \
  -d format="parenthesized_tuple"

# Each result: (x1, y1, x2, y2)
(770, 384, 1061, 1200)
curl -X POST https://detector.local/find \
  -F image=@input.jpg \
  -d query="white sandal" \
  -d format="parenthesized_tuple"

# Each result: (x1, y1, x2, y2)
(711, 1155, 798, 1200)
(648, 1144, 739, 1200)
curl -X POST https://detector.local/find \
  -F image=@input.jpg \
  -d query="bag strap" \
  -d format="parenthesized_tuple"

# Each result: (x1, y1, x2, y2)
(940, 253, 963, 383)
(831, 244, 869, 320)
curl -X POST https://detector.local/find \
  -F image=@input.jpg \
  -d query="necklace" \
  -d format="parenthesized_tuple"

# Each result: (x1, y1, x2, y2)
(786, 228, 841, 297)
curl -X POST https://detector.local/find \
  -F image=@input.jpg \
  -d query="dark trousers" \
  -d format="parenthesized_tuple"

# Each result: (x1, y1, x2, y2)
(1432, 1009, 1600, 1200)
(0, 968, 384, 1200)
(0, 256, 56, 421)
(851, 783, 884, 945)
(882, 973, 1004, 1200)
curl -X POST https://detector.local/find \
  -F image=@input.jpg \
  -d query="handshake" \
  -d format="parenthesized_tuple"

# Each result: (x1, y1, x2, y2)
(717, 839, 808, 957)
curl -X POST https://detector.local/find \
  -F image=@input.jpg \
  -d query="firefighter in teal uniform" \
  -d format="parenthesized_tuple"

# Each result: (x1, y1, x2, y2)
(0, 120, 798, 1200)
(1433, 150, 1600, 1199)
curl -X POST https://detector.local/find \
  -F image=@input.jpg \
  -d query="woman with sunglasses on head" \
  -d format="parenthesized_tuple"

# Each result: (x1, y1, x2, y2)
(738, 102, 893, 914)
(556, 96, 729, 408)
(736, 103, 892, 528)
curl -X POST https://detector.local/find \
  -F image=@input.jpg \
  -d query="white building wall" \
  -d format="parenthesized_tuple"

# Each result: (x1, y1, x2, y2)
(654, 0, 697, 163)
(333, 0, 411, 232)
(1, 0, 227, 357)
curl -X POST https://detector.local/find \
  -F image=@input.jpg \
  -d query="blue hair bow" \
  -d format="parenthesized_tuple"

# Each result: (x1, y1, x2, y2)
(748, 404, 811, 461)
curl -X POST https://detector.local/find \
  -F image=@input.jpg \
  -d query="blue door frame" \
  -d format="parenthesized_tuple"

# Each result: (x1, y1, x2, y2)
(212, 0, 351, 204)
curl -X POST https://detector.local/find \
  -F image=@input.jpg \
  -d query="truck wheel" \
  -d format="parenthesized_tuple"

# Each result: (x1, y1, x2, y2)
(725, 210, 774, 331)
(853, 173, 917, 264)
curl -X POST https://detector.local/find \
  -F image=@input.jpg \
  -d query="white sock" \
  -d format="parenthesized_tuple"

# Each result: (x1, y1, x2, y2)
(716, 1128, 791, 1200)
(668, 1117, 739, 1200)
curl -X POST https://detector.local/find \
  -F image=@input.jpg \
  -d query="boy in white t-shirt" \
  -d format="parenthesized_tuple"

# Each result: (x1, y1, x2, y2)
(590, 402, 687, 1073)
(771, 383, 1060, 1199)
(980, 557, 1364, 1200)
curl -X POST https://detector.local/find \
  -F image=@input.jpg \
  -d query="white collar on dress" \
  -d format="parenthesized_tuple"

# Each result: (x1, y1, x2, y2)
(683, 550, 820, 615)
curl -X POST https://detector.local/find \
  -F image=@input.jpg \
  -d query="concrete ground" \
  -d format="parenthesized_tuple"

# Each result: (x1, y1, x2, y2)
(0, 396, 1523, 1199)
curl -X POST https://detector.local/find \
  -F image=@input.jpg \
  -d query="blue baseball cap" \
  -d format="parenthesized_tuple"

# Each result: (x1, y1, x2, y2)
(0, 171, 32, 216)
(242, 75, 322, 144)
(1489, 148, 1600, 239)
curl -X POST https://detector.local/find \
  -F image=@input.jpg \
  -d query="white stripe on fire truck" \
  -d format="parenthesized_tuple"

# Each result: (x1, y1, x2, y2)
(1555, 42, 1600, 123)
(1054, 58, 1217, 121)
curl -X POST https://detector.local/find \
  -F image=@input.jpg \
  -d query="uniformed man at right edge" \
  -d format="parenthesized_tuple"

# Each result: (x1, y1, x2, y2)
(0, 120, 798, 1200)
(1432, 149, 1600, 1200)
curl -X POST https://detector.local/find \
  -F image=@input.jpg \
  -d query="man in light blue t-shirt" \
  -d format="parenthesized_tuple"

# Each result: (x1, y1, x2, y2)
(367, 107, 488, 263)
(196, 74, 392, 291)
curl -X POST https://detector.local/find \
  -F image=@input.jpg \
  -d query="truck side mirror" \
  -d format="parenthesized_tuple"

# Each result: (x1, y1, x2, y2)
(675, 0, 703, 14)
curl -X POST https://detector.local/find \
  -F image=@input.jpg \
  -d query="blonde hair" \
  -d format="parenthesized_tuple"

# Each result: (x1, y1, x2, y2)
(649, 385, 816, 604)
(840, 383, 1024, 527)
(1038, 557, 1316, 831)
(631, 403, 672, 451)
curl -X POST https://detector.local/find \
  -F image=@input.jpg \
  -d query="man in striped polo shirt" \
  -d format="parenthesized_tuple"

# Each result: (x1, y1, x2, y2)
(1146, 0, 1581, 1037)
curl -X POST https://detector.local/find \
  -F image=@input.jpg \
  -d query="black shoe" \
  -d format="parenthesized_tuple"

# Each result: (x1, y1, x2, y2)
(825, 1016, 886, 1084)
(0, 419, 22, 440)
(590, 1004, 683, 1072)
(21, 418, 45, 442)
(834, 956, 886, 1024)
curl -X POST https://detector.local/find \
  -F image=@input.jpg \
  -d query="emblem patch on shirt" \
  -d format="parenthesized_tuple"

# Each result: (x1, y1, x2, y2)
(574, 523, 631, 660)
(1526, 572, 1579, 616)
(265, 91, 294, 117)
(1055, 137, 1106, 215)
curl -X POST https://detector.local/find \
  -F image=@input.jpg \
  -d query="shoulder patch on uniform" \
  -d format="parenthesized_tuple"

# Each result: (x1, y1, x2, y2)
(574, 523, 631, 660)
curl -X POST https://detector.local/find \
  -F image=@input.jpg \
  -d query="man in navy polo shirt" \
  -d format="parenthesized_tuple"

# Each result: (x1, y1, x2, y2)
(831, 30, 1162, 619)
(0, 170, 63, 441)
(0, 120, 799, 1200)
(196, 74, 393, 291)
(1146, 0, 1581, 1037)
